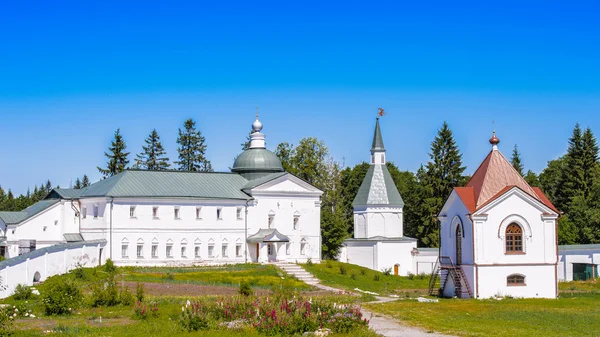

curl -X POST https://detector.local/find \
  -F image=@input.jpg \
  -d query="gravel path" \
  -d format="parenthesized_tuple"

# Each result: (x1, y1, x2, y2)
(311, 282, 454, 337)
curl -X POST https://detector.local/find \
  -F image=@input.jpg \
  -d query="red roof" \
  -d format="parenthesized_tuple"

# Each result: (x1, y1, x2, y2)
(452, 147, 558, 215)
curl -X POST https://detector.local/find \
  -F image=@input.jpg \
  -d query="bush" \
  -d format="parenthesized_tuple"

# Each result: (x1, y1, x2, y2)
(339, 265, 348, 275)
(382, 267, 392, 276)
(0, 306, 15, 335)
(406, 272, 415, 280)
(360, 269, 366, 276)
(119, 287, 135, 306)
(133, 301, 159, 320)
(350, 273, 357, 280)
(373, 274, 381, 282)
(12, 284, 34, 300)
(42, 278, 82, 315)
(325, 260, 333, 268)
(72, 263, 87, 280)
(90, 275, 133, 307)
(136, 282, 145, 303)
(103, 259, 117, 274)
(238, 281, 253, 297)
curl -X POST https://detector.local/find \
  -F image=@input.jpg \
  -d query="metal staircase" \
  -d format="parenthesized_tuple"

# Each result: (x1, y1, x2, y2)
(428, 256, 472, 298)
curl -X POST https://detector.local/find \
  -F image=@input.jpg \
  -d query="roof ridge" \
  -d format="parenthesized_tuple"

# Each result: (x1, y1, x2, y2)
(125, 169, 242, 175)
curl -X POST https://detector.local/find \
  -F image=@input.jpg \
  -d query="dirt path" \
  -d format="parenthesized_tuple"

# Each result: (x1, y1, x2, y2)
(311, 281, 455, 337)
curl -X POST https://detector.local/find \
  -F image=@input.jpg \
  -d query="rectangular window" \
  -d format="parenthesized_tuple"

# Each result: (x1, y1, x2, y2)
(222, 244, 228, 257)
(82, 207, 87, 219)
(152, 244, 158, 258)
(166, 244, 173, 258)
(267, 244, 273, 255)
(137, 244, 143, 258)
(174, 207, 180, 220)
(268, 215, 274, 228)
(236, 244, 242, 257)
(208, 244, 215, 258)
(130, 206, 136, 218)
(217, 208, 223, 220)
(293, 216, 300, 230)
(300, 242, 306, 256)
(286, 243, 291, 255)
(196, 207, 202, 220)
(194, 245, 201, 258)
(153, 206, 159, 219)
(93, 205, 99, 219)
(121, 244, 128, 258)
(181, 246, 187, 258)
(236, 207, 243, 220)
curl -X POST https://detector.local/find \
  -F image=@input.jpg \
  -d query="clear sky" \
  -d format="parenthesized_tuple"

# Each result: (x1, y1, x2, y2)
(1, 1, 599, 195)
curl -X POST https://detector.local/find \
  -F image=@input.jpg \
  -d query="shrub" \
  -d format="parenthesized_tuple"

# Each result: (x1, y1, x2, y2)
(325, 260, 333, 268)
(373, 274, 381, 281)
(72, 263, 87, 280)
(0, 306, 15, 335)
(42, 278, 82, 315)
(119, 287, 135, 306)
(339, 265, 348, 275)
(12, 284, 34, 300)
(103, 259, 117, 274)
(180, 301, 211, 331)
(133, 301, 159, 320)
(350, 273, 357, 280)
(382, 267, 392, 276)
(360, 269, 366, 276)
(164, 272, 174, 281)
(238, 281, 253, 297)
(136, 282, 145, 303)
(306, 257, 313, 266)
(407, 272, 415, 280)
(91, 275, 133, 307)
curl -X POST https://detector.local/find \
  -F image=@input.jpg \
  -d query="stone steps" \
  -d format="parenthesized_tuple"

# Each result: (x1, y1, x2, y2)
(273, 263, 320, 286)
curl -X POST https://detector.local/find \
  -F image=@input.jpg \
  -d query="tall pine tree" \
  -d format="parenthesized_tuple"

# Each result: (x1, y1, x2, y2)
(175, 119, 212, 172)
(415, 122, 467, 247)
(82, 175, 91, 187)
(511, 144, 524, 176)
(97, 129, 130, 179)
(134, 129, 170, 170)
(556, 124, 585, 212)
(581, 127, 599, 198)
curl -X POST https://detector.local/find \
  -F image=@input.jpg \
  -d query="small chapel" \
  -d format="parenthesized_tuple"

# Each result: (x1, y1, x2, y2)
(338, 117, 417, 276)
(436, 132, 560, 298)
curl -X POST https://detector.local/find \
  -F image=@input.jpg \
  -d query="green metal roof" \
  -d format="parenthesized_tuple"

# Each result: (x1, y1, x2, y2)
(231, 148, 284, 179)
(371, 118, 385, 152)
(48, 188, 84, 199)
(353, 164, 404, 207)
(243, 172, 287, 190)
(0, 199, 60, 225)
(70, 170, 252, 200)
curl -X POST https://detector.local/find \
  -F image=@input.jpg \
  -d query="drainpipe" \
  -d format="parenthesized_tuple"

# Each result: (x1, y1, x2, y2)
(110, 198, 114, 260)
(244, 199, 252, 263)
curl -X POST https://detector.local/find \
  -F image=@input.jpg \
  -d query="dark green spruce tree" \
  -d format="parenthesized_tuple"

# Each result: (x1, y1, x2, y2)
(134, 129, 170, 170)
(74, 178, 82, 189)
(555, 123, 585, 212)
(511, 144, 524, 176)
(175, 119, 213, 172)
(82, 175, 91, 187)
(415, 122, 467, 247)
(97, 129, 130, 179)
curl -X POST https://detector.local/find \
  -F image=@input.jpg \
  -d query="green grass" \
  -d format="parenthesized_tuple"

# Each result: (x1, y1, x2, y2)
(121, 264, 310, 289)
(365, 291, 600, 337)
(303, 260, 430, 296)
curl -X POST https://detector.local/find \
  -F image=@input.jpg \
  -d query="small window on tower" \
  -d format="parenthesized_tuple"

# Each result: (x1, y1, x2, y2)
(153, 206, 159, 219)
(174, 207, 180, 220)
(196, 207, 202, 220)
(130, 206, 136, 218)
(217, 208, 223, 220)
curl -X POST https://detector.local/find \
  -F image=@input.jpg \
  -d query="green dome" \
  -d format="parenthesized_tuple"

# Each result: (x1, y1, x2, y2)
(232, 148, 284, 180)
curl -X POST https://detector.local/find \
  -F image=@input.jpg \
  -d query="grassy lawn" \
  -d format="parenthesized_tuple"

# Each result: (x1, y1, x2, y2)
(365, 281, 600, 337)
(303, 260, 430, 296)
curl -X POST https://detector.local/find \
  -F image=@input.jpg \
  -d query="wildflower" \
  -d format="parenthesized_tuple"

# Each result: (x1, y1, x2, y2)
(30, 314, 36, 318)
(182, 306, 185, 312)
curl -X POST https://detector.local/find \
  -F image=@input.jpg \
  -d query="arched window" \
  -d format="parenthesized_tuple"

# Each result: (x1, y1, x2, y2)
(505, 223, 523, 253)
(507, 274, 525, 286)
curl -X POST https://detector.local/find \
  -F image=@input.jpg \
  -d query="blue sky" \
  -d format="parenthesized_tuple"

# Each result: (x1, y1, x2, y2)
(1, 1, 599, 195)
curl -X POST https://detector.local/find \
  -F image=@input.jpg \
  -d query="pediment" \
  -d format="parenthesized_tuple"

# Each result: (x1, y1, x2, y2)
(250, 174, 322, 194)
(474, 187, 558, 216)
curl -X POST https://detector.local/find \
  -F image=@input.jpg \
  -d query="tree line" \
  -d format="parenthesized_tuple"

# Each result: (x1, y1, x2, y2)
(1, 119, 598, 258)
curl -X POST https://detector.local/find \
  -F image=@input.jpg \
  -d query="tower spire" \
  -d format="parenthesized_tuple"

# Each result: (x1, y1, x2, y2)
(370, 117, 386, 164)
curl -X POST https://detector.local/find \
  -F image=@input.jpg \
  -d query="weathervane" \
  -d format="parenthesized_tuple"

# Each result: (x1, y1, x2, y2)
(377, 108, 386, 117)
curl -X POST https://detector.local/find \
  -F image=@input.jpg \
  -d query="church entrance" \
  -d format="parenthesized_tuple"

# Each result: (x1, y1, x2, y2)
(394, 264, 399, 276)
(456, 225, 462, 265)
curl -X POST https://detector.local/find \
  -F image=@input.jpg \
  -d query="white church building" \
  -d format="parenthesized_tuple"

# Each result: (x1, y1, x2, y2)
(0, 115, 323, 267)
(436, 132, 560, 299)
(338, 117, 418, 276)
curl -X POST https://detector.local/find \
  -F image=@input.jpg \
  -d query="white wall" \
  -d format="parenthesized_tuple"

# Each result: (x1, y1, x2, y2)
(353, 206, 403, 239)
(558, 246, 600, 281)
(477, 265, 556, 298)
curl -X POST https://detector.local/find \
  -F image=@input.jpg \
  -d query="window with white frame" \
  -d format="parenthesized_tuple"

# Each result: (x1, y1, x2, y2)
(217, 208, 223, 220)
(300, 239, 307, 255)
(236, 207, 243, 220)
(121, 243, 129, 258)
(208, 244, 215, 258)
(286, 243, 291, 255)
(130, 206, 136, 218)
(152, 244, 158, 258)
(181, 246, 187, 258)
(222, 243, 228, 257)
(174, 207, 180, 220)
(236, 244, 242, 257)
(93, 205, 99, 218)
(196, 207, 202, 220)
(166, 243, 173, 258)
(153, 206, 159, 219)
(137, 243, 143, 258)
(293, 215, 300, 230)
(268, 214, 275, 228)
(82, 206, 87, 219)
(194, 245, 201, 258)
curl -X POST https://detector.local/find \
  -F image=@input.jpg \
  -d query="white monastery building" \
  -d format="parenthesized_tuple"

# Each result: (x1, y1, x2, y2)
(0, 115, 323, 267)
(338, 117, 418, 276)
(437, 132, 560, 299)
